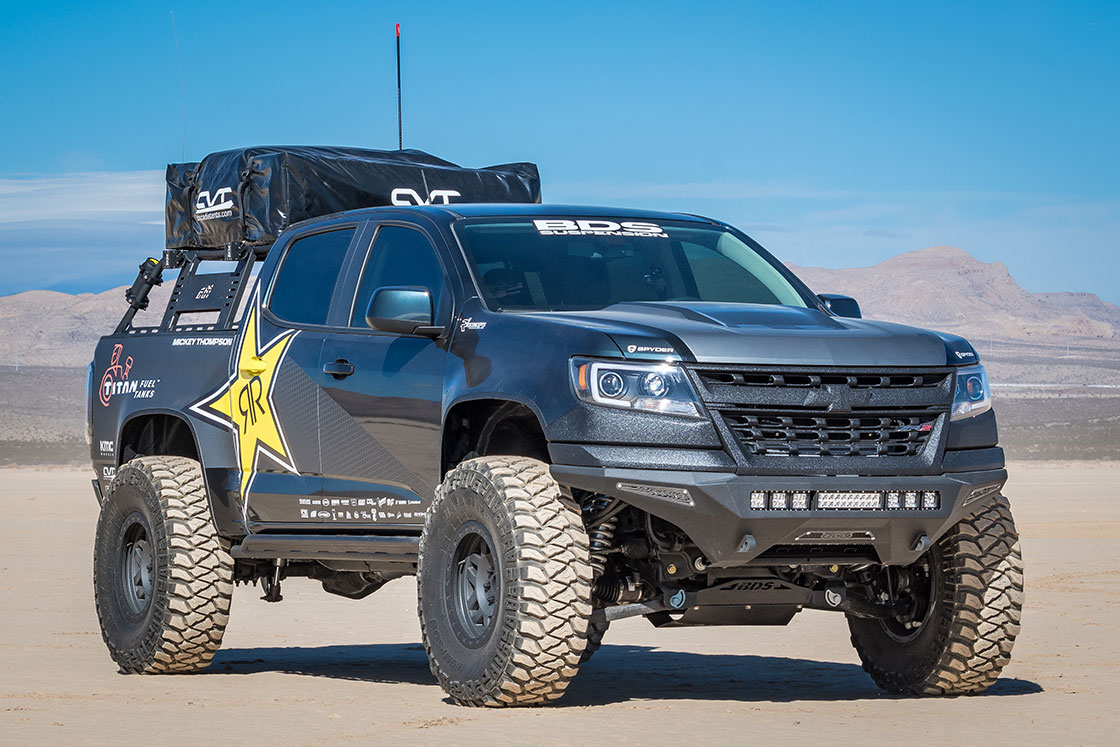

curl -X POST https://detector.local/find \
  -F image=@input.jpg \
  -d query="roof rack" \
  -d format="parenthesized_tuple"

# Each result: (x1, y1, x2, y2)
(114, 244, 264, 335)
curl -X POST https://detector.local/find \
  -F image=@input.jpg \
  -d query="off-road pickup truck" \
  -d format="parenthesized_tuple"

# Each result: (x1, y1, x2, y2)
(89, 146, 1022, 706)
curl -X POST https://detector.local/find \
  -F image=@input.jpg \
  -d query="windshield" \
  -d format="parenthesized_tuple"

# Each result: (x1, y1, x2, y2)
(454, 218, 810, 312)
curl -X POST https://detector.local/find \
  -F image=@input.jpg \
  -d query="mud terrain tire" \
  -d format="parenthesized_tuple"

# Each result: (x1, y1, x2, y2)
(418, 457, 593, 706)
(848, 496, 1024, 695)
(94, 456, 233, 673)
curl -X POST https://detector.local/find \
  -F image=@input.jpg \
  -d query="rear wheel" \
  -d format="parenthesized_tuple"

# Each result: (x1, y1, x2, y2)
(418, 457, 593, 706)
(848, 496, 1024, 695)
(93, 456, 233, 673)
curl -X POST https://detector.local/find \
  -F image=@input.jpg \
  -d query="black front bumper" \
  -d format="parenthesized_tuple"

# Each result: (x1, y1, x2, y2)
(550, 462, 1007, 567)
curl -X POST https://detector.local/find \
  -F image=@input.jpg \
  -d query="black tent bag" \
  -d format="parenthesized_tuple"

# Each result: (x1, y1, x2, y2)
(165, 146, 541, 250)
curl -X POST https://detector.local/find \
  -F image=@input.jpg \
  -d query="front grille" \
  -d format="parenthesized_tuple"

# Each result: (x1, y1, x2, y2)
(696, 369, 949, 391)
(687, 365, 953, 463)
(722, 407, 939, 458)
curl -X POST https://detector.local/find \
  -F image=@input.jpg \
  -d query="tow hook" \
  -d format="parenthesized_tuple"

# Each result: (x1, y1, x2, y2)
(808, 581, 898, 619)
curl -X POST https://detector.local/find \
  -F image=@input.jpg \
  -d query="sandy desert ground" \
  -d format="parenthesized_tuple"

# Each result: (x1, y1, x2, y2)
(1, 462, 1118, 745)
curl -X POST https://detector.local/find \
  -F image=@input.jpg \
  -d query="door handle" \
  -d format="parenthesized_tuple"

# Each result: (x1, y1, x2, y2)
(323, 359, 355, 379)
(240, 356, 267, 377)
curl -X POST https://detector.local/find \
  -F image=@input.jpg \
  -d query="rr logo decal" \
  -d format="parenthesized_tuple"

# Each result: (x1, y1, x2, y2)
(190, 288, 299, 505)
(238, 375, 266, 428)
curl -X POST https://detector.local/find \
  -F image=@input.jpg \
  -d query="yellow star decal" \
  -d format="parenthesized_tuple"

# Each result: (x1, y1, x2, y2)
(191, 290, 299, 504)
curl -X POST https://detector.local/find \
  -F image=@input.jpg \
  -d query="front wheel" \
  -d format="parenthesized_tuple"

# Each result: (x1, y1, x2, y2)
(418, 457, 594, 706)
(848, 496, 1024, 695)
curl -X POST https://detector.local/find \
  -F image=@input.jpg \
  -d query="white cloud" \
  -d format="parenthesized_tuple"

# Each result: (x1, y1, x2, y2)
(0, 170, 164, 223)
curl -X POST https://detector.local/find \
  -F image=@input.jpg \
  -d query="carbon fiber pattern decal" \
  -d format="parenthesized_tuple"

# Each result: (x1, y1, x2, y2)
(272, 361, 321, 476)
(317, 387, 434, 497)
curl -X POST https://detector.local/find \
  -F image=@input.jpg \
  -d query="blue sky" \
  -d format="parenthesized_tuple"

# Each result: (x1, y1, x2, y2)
(0, 1, 1116, 301)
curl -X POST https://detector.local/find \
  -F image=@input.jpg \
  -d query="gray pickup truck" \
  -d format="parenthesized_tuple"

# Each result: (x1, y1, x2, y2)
(89, 147, 1022, 706)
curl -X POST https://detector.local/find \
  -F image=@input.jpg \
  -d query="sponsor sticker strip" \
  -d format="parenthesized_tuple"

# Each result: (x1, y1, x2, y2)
(532, 219, 668, 238)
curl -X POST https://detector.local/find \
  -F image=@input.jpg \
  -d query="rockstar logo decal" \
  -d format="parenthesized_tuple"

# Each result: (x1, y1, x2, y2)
(191, 289, 299, 505)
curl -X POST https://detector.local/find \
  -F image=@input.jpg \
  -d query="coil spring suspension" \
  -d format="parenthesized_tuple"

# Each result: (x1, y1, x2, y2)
(583, 496, 617, 577)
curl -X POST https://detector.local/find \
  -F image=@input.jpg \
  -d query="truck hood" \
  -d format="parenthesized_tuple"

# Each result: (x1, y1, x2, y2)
(535, 302, 977, 367)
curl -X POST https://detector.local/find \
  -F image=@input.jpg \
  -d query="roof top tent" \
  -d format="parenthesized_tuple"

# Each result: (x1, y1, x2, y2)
(117, 146, 541, 334)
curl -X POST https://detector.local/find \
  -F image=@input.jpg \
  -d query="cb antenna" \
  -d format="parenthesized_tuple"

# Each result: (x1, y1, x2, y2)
(170, 10, 186, 161)
(396, 22, 403, 150)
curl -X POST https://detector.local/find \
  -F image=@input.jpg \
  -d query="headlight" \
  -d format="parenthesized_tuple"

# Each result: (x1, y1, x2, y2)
(571, 358, 704, 418)
(951, 364, 991, 421)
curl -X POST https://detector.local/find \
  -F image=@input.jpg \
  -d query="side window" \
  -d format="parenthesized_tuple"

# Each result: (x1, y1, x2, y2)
(350, 226, 447, 328)
(268, 228, 355, 325)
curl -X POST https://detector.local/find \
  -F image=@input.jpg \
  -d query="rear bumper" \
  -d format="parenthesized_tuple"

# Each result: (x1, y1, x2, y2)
(550, 462, 1007, 567)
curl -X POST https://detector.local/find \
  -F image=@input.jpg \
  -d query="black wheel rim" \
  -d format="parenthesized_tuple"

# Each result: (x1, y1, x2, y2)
(880, 555, 937, 643)
(119, 517, 154, 615)
(452, 530, 498, 640)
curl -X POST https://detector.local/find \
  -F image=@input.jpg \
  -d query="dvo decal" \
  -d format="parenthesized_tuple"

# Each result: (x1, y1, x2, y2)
(190, 288, 299, 506)
(390, 188, 462, 206)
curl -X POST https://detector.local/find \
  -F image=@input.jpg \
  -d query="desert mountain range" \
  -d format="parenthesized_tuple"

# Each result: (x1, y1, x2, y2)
(788, 246, 1120, 342)
(0, 246, 1116, 369)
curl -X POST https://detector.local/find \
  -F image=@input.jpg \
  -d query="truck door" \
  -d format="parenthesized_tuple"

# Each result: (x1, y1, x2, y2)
(314, 222, 452, 529)
(196, 225, 359, 528)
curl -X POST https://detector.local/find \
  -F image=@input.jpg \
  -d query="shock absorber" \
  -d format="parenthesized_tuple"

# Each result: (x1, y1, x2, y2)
(583, 496, 616, 577)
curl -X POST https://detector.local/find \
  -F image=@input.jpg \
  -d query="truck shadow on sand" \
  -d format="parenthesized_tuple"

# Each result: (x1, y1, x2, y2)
(209, 643, 1042, 704)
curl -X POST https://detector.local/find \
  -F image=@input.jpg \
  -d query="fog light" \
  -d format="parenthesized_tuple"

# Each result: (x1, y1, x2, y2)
(886, 491, 901, 509)
(922, 491, 939, 510)
(770, 491, 788, 509)
(750, 491, 767, 510)
(791, 491, 810, 510)
(904, 491, 919, 510)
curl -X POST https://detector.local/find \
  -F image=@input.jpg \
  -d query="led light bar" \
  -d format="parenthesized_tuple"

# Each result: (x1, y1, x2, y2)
(817, 491, 883, 510)
(746, 490, 941, 511)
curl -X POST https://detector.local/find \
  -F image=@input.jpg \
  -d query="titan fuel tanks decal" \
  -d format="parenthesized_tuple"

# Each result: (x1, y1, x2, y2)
(190, 289, 300, 511)
(98, 343, 160, 406)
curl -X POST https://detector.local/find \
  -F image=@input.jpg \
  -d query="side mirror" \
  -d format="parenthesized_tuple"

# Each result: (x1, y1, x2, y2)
(365, 286, 444, 337)
(818, 293, 862, 319)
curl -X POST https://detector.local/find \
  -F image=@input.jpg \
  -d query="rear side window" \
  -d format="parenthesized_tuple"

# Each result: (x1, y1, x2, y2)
(269, 228, 355, 325)
(350, 226, 447, 327)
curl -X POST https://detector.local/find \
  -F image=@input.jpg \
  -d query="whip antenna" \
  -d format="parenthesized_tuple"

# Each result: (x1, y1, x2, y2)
(396, 22, 403, 150)
(170, 10, 186, 161)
